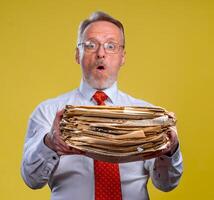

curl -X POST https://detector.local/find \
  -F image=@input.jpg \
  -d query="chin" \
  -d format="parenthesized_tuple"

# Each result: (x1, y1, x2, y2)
(87, 77, 116, 90)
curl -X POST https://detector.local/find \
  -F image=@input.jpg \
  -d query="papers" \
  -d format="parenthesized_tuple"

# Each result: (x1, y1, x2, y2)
(60, 105, 176, 163)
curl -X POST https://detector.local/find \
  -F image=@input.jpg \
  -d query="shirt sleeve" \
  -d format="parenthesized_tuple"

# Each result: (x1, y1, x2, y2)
(144, 145, 183, 192)
(21, 103, 60, 189)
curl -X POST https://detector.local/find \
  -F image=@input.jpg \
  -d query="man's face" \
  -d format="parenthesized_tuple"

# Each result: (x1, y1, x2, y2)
(76, 21, 125, 90)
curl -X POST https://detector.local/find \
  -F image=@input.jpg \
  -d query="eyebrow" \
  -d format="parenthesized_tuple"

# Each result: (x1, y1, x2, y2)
(85, 37, 120, 43)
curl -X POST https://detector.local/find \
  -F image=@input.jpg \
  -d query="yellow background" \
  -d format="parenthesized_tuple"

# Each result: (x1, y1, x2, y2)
(1, 0, 213, 199)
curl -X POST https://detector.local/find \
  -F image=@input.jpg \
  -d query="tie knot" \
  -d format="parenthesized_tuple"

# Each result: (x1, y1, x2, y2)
(93, 91, 108, 105)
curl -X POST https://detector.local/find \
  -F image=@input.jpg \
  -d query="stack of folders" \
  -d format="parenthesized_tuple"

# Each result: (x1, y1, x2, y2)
(60, 105, 176, 163)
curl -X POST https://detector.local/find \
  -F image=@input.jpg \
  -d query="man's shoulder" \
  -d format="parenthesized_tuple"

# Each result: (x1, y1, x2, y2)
(32, 89, 78, 115)
(117, 90, 154, 107)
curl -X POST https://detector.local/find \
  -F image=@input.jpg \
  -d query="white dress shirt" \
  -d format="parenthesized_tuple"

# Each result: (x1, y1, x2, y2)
(21, 80, 183, 200)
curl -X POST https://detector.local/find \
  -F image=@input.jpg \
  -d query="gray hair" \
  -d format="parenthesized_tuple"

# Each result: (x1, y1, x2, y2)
(77, 11, 125, 46)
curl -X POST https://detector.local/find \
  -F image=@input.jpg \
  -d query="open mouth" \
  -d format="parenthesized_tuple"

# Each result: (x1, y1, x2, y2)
(96, 65, 105, 70)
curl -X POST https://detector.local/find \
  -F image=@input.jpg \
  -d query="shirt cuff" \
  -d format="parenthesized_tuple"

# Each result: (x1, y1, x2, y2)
(158, 144, 181, 164)
(38, 133, 59, 159)
(36, 133, 60, 176)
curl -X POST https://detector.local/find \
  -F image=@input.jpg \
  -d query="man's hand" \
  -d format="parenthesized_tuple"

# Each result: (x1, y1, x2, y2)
(161, 126, 179, 157)
(44, 109, 84, 156)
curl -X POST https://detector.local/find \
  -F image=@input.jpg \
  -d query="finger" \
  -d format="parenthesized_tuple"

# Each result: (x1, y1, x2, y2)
(57, 140, 71, 151)
(55, 109, 65, 122)
(52, 109, 65, 133)
(53, 131, 70, 148)
(52, 109, 65, 130)
(56, 150, 67, 156)
(51, 109, 71, 153)
(70, 147, 85, 155)
(52, 136, 71, 151)
(170, 130, 178, 141)
(169, 126, 177, 133)
(55, 144, 72, 154)
(167, 128, 178, 142)
(168, 112, 176, 118)
(57, 147, 85, 156)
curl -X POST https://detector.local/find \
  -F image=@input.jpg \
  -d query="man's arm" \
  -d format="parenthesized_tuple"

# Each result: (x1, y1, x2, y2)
(144, 126, 183, 192)
(21, 104, 61, 189)
(21, 106, 82, 189)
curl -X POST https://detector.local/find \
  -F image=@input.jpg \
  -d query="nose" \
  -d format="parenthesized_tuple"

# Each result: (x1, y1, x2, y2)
(96, 44, 106, 59)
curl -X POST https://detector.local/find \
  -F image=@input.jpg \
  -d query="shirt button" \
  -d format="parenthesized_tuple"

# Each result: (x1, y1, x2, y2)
(52, 156, 57, 160)
(44, 167, 50, 175)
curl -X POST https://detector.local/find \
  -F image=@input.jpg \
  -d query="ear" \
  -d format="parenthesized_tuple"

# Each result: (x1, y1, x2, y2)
(120, 49, 126, 66)
(75, 48, 80, 64)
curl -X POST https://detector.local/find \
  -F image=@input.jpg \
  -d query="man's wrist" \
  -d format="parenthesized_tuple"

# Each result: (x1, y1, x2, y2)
(165, 142, 179, 157)
(44, 133, 55, 151)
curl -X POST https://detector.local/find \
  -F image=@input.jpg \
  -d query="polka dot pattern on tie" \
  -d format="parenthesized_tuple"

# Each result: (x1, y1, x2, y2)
(94, 160, 122, 200)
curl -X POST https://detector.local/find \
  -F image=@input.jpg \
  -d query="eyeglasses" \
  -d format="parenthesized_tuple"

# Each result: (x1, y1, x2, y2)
(78, 39, 124, 54)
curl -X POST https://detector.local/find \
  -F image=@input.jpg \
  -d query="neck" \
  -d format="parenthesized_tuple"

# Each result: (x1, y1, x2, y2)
(83, 78, 116, 90)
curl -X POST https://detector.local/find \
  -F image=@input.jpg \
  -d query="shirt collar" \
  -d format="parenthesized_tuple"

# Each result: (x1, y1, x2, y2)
(78, 79, 118, 104)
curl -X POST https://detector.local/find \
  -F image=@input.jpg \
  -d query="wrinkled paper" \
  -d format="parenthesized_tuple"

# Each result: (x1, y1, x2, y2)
(60, 105, 176, 163)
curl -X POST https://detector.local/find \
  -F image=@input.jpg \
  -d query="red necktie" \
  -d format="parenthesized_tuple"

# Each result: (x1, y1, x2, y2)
(93, 91, 122, 200)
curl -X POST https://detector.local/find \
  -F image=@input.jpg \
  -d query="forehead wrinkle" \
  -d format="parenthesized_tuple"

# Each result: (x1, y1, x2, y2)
(86, 34, 120, 43)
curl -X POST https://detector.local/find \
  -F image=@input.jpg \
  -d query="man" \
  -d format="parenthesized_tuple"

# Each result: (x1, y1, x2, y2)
(21, 11, 183, 200)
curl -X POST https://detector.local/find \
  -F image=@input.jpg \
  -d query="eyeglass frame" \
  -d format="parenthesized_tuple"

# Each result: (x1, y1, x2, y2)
(77, 39, 125, 54)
